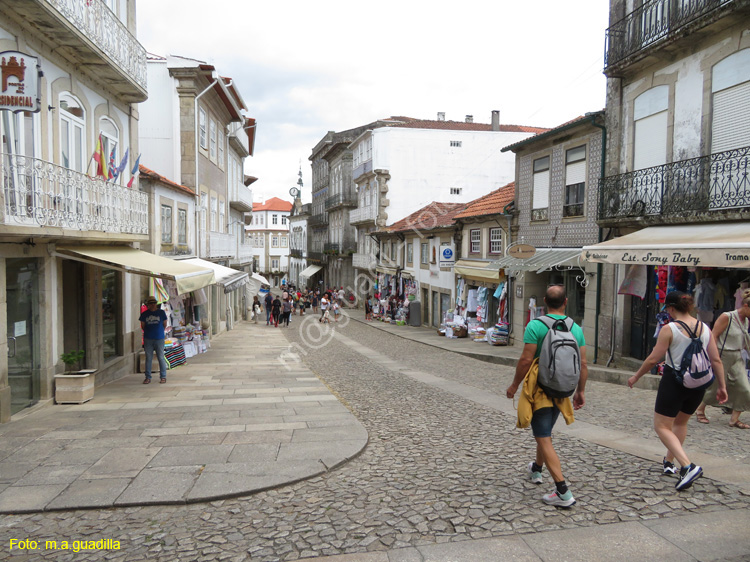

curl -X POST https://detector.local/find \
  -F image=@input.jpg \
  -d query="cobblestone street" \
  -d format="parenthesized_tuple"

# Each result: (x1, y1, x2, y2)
(2, 316, 750, 561)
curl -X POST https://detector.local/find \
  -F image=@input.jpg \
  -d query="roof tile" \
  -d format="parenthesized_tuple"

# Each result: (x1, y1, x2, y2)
(253, 197, 292, 212)
(454, 183, 515, 219)
(387, 202, 467, 233)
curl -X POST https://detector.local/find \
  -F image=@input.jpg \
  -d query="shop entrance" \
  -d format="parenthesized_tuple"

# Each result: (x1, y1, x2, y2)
(630, 265, 657, 360)
(422, 287, 429, 325)
(62, 260, 86, 359)
(6, 258, 40, 415)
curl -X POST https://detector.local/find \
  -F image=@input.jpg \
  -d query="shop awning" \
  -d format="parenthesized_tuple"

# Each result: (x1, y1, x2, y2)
(490, 248, 582, 274)
(400, 270, 414, 280)
(252, 272, 270, 286)
(299, 264, 322, 279)
(581, 223, 750, 268)
(375, 266, 398, 275)
(180, 258, 249, 293)
(454, 259, 501, 283)
(55, 245, 215, 295)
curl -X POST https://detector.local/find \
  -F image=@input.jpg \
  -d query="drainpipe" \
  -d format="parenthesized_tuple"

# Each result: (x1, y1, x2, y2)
(194, 74, 219, 256)
(586, 112, 606, 365)
(501, 202, 514, 333)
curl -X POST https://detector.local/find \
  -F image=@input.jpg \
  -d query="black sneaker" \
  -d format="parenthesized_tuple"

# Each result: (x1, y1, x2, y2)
(662, 458, 677, 475)
(676, 463, 703, 490)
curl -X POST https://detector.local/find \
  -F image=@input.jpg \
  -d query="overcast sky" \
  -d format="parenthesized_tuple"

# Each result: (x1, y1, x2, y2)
(137, 1, 610, 204)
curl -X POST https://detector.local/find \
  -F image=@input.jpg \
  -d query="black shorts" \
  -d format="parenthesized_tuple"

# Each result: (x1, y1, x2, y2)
(654, 366, 706, 418)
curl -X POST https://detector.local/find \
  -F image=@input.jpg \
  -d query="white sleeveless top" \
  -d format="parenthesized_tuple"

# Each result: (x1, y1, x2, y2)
(666, 321, 711, 369)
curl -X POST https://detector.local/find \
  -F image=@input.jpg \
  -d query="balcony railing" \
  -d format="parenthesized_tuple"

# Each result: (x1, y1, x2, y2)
(325, 192, 357, 210)
(290, 248, 303, 259)
(349, 205, 378, 224)
(206, 232, 234, 259)
(352, 252, 377, 270)
(324, 243, 339, 253)
(47, 0, 147, 94)
(229, 185, 252, 212)
(230, 243, 254, 265)
(308, 251, 325, 263)
(0, 153, 148, 234)
(605, 0, 732, 69)
(599, 146, 750, 221)
(308, 213, 328, 226)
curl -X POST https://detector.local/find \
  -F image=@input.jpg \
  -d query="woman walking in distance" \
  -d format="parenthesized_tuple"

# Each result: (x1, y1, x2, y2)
(694, 288, 750, 428)
(629, 291, 727, 490)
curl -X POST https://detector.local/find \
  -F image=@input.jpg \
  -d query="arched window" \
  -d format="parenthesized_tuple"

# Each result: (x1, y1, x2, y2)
(99, 116, 119, 177)
(59, 93, 85, 172)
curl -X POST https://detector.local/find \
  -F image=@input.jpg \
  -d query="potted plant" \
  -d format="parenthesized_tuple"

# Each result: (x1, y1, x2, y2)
(55, 350, 96, 404)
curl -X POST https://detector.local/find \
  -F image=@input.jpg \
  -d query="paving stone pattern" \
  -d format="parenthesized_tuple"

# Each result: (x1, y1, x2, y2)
(1, 317, 750, 561)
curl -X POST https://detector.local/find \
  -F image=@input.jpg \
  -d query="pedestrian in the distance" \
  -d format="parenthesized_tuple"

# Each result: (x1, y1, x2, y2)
(140, 296, 168, 384)
(282, 295, 292, 327)
(319, 293, 329, 323)
(629, 291, 727, 490)
(506, 285, 587, 507)
(271, 294, 281, 328)
(312, 291, 319, 314)
(264, 291, 273, 326)
(252, 295, 261, 324)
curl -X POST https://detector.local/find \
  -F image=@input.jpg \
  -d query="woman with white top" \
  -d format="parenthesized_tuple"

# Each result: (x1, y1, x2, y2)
(319, 294, 329, 323)
(628, 291, 727, 491)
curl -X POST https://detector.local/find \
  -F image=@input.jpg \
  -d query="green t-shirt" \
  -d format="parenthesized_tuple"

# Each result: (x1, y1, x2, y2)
(523, 314, 586, 358)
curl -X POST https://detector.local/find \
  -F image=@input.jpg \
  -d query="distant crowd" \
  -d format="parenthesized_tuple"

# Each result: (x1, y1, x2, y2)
(251, 285, 354, 327)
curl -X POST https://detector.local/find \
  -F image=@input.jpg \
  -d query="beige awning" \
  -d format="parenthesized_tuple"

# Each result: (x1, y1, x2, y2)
(180, 258, 249, 293)
(582, 223, 750, 268)
(490, 248, 582, 274)
(55, 245, 215, 295)
(454, 259, 501, 283)
(299, 264, 322, 279)
(375, 266, 398, 275)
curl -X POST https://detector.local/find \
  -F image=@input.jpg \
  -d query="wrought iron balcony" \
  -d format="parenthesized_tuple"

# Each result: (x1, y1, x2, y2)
(0, 153, 148, 235)
(325, 192, 357, 210)
(308, 213, 328, 226)
(605, 0, 735, 70)
(598, 146, 750, 223)
(324, 243, 340, 254)
(6, 0, 148, 101)
(308, 251, 325, 263)
(289, 248, 303, 259)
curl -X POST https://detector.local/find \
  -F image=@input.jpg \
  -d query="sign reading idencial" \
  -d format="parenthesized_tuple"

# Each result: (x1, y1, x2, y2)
(0, 51, 41, 113)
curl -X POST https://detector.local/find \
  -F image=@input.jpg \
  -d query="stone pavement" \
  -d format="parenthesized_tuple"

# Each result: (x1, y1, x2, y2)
(345, 308, 656, 389)
(0, 321, 367, 513)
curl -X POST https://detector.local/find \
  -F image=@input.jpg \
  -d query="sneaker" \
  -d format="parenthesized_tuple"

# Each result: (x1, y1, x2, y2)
(662, 458, 677, 475)
(527, 462, 543, 484)
(676, 463, 703, 490)
(542, 489, 576, 508)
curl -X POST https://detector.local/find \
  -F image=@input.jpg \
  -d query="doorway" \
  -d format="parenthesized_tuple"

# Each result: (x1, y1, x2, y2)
(7, 258, 40, 414)
(431, 290, 439, 327)
(422, 287, 429, 325)
(630, 265, 657, 360)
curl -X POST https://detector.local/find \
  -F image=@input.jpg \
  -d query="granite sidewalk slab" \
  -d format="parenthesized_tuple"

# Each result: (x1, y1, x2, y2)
(0, 322, 367, 513)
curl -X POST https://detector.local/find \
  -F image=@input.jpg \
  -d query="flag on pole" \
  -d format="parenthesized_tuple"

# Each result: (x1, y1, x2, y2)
(107, 146, 117, 180)
(126, 154, 141, 188)
(93, 134, 110, 180)
(115, 148, 129, 180)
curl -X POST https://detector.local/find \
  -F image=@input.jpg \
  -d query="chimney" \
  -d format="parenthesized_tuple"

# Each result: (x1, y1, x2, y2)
(437, 112, 445, 121)
(491, 110, 500, 131)
(465, 115, 473, 123)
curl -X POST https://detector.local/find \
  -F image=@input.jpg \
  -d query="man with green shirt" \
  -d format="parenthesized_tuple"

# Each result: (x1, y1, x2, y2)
(506, 285, 588, 507)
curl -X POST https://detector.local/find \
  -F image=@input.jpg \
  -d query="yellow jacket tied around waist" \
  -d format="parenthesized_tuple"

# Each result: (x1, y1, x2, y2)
(517, 359, 575, 428)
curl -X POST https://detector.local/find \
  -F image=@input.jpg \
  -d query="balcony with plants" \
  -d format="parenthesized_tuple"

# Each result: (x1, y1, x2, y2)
(0, 153, 148, 238)
(598, 145, 750, 226)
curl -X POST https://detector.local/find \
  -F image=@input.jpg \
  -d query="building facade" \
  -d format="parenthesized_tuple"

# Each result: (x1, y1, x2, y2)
(590, 1, 750, 363)
(249, 197, 292, 289)
(0, 0, 149, 421)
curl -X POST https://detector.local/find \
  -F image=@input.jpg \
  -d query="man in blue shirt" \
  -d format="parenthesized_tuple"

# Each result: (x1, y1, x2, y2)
(139, 296, 168, 384)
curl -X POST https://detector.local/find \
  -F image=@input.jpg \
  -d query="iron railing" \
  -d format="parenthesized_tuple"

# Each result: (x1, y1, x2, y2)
(0, 153, 148, 234)
(48, 0, 148, 91)
(290, 248, 303, 259)
(308, 251, 325, 263)
(324, 243, 340, 253)
(599, 145, 750, 221)
(308, 213, 328, 226)
(325, 192, 357, 210)
(605, 0, 732, 69)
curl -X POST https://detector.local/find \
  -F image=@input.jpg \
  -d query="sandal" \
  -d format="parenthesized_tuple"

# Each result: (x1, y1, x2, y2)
(695, 411, 709, 424)
(143, 378, 151, 384)
(729, 420, 750, 429)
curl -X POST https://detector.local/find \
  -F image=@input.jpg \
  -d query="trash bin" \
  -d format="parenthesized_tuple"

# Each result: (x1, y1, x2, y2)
(408, 301, 421, 326)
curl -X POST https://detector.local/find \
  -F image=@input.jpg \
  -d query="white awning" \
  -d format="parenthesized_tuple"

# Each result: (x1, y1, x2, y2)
(299, 264, 322, 279)
(54, 245, 215, 295)
(581, 223, 750, 268)
(180, 258, 249, 293)
(454, 259, 501, 283)
(490, 248, 582, 274)
(251, 272, 270, 286)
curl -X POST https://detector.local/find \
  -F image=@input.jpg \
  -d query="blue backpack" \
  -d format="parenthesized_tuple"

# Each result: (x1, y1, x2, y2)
(667, 320, 714, 390)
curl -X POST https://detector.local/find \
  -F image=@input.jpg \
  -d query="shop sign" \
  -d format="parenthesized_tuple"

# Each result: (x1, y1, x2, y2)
(439, 243, 455, 267)
(0, 51, 41, 113)
(583, 249, 750, 268)
(508, 243, 536, 260)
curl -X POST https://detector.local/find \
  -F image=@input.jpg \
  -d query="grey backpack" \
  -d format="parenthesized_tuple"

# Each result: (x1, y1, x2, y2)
(536, 315, 581, 398)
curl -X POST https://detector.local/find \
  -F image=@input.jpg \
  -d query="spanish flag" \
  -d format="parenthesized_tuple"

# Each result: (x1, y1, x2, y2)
(92, 134, 110, 180)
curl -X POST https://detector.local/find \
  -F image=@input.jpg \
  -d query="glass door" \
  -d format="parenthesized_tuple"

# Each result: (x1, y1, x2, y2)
(7, 258, 39, 414)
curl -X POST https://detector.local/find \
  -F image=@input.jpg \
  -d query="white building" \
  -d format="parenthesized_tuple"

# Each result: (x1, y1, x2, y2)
(248, 198, 293, 289)
(350, 112, 547, 298)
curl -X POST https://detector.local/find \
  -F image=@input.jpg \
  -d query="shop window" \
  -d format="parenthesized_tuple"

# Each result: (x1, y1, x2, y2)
(470, 229, 481, 254)
(489, 228, 502, 254)
(102, 268, 121, 360)
(178, 209, 187, 244)
(161, 205, 172, 243)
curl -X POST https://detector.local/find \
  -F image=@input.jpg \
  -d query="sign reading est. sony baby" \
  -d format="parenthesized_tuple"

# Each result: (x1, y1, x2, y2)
(0, 51, 41, 113)
(583, 249, 750, 268)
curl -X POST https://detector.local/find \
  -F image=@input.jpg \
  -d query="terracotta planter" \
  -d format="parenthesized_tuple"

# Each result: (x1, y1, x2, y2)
(54, 369, 96, 404)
